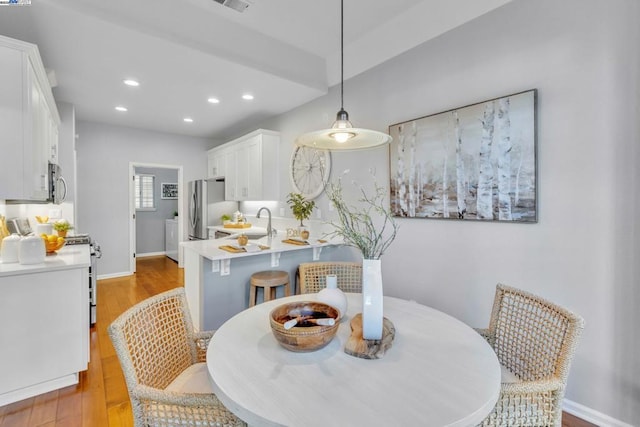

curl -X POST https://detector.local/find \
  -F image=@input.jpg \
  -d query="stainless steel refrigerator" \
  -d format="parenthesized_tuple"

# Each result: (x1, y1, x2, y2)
(188, 179, 238, 240)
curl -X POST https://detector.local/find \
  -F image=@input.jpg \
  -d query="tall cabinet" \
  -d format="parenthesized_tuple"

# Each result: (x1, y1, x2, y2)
(0, 35, 60, 201)
(207, 129, 280, 201)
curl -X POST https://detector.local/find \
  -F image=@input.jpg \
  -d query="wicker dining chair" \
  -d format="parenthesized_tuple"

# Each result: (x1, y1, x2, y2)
(476, 283, 585, 427)
(108, 287, 246, 427)
(298, 261, 362, 294)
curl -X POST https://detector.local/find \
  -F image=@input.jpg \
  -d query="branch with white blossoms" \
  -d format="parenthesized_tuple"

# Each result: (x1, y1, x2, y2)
(324, 175, 399, 260)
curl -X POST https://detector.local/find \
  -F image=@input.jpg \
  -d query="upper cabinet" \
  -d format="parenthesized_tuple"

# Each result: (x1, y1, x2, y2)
(207, 129, 280, 201)
(0, 35, 60, 202)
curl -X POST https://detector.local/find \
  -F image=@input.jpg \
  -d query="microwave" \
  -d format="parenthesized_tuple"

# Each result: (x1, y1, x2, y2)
(49, 163, 67, 204)
(5, 163, 67, 204)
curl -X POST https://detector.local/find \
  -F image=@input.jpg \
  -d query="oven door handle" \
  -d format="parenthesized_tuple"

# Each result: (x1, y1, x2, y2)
(92, 244, 102, 259)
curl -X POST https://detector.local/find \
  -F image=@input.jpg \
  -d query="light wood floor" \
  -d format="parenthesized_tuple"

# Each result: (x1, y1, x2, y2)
(0, 256, 597, 427)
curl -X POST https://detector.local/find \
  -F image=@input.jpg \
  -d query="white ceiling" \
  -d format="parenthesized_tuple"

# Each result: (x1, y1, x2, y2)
(0, 0, 510, 140)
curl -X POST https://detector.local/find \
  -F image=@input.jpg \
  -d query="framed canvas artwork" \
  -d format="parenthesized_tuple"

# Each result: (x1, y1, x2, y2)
(161, 182, 178, 200)
(389, 89, 537, 222)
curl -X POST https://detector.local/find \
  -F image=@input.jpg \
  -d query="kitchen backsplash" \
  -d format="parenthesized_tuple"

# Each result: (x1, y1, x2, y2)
(0, 201, 75, 231)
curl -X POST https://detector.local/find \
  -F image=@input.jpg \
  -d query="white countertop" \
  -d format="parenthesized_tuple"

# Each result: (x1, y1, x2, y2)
(0, 244, 91, 277)
(181, 234, 341, 262)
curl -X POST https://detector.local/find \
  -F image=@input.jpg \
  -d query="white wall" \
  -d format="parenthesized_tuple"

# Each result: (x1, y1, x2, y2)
(75, 121, 213, 277)
(253, 0, 639, 423)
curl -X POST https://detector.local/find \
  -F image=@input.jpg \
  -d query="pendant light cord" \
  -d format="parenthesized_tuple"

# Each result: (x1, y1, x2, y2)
(340, 0, 344, 111)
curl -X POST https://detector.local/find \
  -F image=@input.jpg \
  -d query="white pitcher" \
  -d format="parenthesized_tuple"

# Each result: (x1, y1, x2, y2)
(317, 274, 348, 319)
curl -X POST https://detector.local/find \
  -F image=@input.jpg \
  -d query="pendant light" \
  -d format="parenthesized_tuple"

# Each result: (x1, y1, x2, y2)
(295, 0, 392, 151)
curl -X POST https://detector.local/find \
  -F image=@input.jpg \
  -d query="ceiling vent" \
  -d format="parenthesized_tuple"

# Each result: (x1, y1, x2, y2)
(212, 0, 250, 13)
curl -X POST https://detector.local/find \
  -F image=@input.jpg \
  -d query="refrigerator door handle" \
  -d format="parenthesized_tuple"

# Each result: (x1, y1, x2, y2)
(189, 190, 198, 230)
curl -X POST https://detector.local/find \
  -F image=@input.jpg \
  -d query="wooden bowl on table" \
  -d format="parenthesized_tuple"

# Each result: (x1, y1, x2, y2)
(269, 301, 340, 352)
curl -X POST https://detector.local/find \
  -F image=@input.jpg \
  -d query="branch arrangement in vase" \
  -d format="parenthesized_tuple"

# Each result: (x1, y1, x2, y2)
(324, 176, 399, 260)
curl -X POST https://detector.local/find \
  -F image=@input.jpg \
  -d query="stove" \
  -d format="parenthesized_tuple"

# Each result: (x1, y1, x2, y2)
(65, 234, 101, 325)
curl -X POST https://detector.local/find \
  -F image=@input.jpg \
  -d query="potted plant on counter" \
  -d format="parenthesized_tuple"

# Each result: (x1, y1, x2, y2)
(287, 193, 315, 239)
(53, 219, 74, 237)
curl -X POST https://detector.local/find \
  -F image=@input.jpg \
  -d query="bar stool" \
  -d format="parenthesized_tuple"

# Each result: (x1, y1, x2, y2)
(249, 270, 291, 307)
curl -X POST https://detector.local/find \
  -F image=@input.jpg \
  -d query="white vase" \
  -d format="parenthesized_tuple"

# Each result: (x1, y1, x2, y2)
(317, 274, 348, 319)
(362, 258, 383, 340)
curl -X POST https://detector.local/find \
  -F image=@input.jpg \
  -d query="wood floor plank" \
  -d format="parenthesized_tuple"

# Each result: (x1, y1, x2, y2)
(27, 391, 58, 426)
(106, 402, 132, 427)
(81, 389, 108, 427)
(52, 415, 81, 427)
(0, 397, 33, 427)
(0, 256, 596, 426)
(54, 385, 82, 422)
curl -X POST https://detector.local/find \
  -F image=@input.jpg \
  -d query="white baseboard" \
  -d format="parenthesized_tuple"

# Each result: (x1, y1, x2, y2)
(97, 253, 175, 280)
(564, 399, 634, 427)
(97, 271, 131, 280)
(136, 251, 166, 258)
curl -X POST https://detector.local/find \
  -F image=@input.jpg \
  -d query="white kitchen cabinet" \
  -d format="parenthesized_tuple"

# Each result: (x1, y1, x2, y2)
(207, 147, 226, 179)
(0, 35, 60, 201)
(165, 219, 178, 261)
(223, 149, 237, 200)
(0, 250, 90, 406)
(206, 129, 280, 201)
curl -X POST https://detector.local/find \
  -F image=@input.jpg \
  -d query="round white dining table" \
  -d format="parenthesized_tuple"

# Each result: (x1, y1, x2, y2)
(206, 293, 500, 427)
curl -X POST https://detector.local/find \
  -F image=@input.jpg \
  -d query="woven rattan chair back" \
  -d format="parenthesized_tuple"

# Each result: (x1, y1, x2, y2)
(478, 283, 584, 427)
(109, 288, 196, 391)
(108, 288, 246, 427)
(488, 284, 584, 383)
(298, 262, 362, 294)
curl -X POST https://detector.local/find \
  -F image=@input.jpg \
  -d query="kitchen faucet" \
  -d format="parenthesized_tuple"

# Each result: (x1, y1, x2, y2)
(256, 207, 276, 245)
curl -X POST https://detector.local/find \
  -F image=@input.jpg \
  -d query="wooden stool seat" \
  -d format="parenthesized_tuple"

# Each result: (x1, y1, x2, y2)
(249, 270, 291, 307)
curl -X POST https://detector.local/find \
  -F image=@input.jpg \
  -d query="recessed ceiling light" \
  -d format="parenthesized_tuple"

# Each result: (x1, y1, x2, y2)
(208, 97, 220, 104)
(242, 94, 254, 100)
(184, 117, 194, 123)
(115, 106, 128, 112)
(123, 79, 139, 87)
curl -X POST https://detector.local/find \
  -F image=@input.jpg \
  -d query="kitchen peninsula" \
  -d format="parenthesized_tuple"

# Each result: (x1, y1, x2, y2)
(0, 245, 90, 406)
(182, 236, 359, 330)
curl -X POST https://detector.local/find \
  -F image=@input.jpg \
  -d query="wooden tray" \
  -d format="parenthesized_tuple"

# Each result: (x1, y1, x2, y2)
(344, 313, 395, 359)
(282, 239, 309, 246)
(282, 239, 328, 246)
(218, 245, 269, 253)
(223, 223, 252, 228)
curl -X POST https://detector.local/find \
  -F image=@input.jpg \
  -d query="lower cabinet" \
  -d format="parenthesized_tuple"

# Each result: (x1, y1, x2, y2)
(0, 267, 89, 405)
(165, 219, 178, 261)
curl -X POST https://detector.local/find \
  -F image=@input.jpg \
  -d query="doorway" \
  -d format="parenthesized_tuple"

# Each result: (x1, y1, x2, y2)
(129, 162, 183, 274)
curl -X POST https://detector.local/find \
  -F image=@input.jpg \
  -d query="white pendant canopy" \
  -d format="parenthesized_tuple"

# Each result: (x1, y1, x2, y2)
(295, 0, 392, 151)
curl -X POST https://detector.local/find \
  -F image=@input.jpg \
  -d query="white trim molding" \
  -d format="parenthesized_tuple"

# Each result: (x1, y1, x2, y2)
(564, 400, 635, 427)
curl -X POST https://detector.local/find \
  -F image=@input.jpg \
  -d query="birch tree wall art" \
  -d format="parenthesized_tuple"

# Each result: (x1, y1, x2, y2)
(389, 89, 537, 222)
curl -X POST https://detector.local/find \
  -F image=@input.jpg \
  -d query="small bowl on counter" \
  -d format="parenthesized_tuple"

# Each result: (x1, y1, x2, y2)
(41, 234, 66, 254)
(269, 301, 340, 352)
